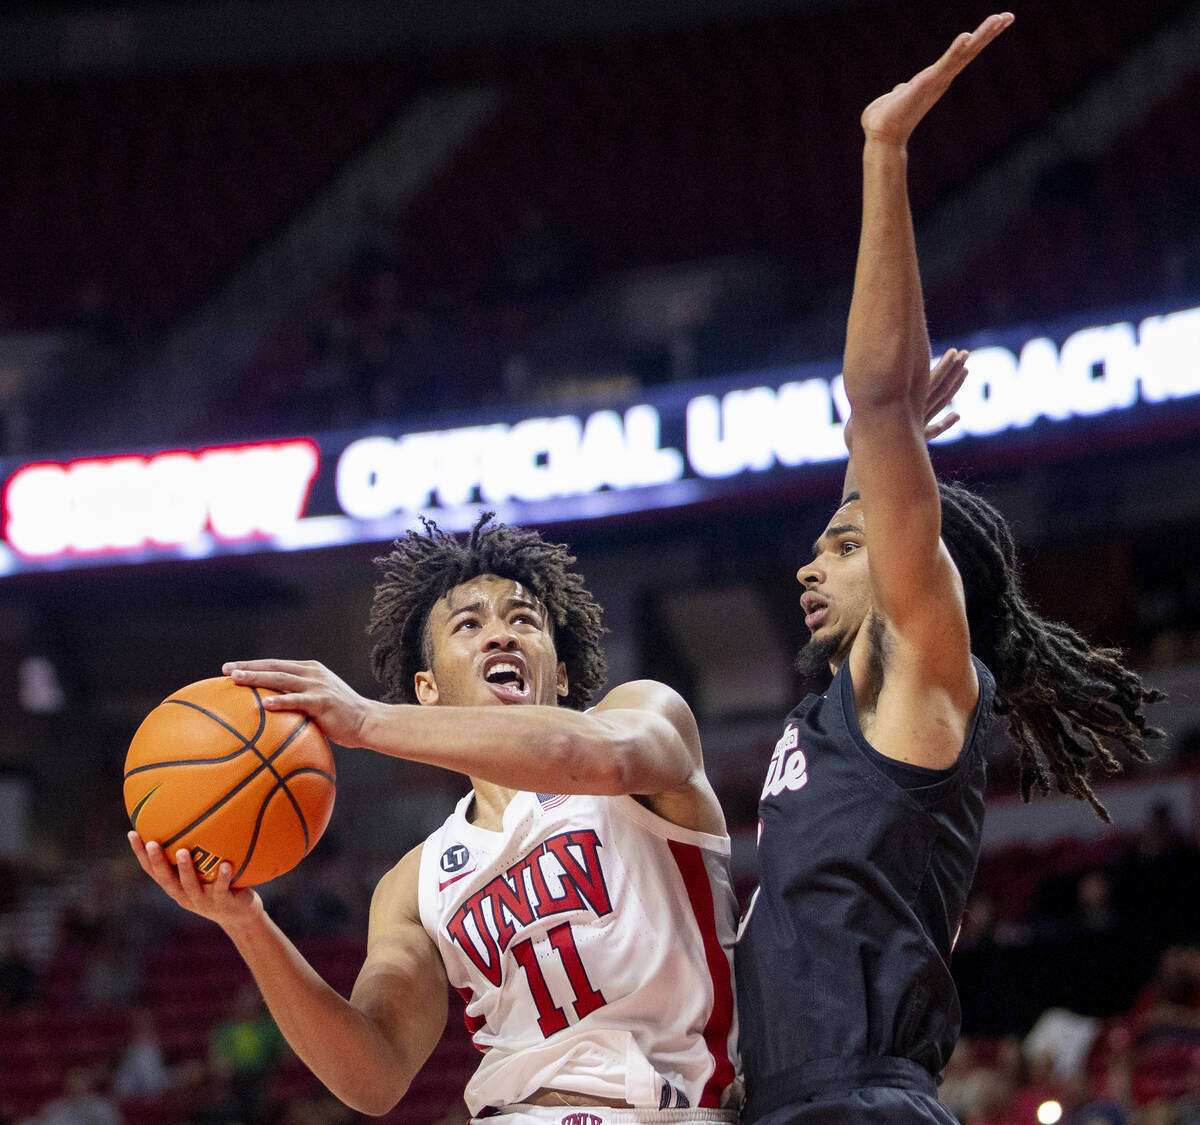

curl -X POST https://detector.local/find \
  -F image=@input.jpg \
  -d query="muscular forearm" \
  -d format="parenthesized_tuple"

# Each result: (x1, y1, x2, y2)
(221, 911, 412, 1115)
(226, 663, 696, 797)
(842, 138, 931, 413)
(356, 698, 683, 795)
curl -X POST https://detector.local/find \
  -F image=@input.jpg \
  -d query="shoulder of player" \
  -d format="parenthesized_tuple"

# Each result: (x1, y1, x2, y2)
(598, 680, 709, 788)
(592, 679, 700, 741)
(592, 677, 686, 709)
(638, 773, 727, 836)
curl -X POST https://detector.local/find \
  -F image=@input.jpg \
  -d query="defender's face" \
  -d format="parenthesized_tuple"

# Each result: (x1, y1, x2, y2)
(414, 574, 568, 708)
(795, 499, 873, 669)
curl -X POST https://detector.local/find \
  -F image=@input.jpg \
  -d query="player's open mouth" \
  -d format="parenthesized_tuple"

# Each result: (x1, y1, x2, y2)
(800, 591, 829, 631)
(484, 658, 529, 702)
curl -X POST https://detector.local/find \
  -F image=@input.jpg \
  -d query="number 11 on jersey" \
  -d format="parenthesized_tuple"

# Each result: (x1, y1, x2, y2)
(512, 922, 607, 1036)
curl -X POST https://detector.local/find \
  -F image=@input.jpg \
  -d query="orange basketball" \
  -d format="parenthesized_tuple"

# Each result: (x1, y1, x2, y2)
(124, 676, 336, 888)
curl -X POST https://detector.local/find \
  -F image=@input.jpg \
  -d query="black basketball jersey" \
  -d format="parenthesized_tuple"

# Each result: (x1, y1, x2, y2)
(734, 656, 995, 1122)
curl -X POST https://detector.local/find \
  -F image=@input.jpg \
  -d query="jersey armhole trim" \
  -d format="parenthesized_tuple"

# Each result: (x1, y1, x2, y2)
(608, 793, 731, 853)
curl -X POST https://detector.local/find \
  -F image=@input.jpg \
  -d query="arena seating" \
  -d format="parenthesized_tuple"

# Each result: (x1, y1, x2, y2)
(0, 57, 436, 334)
(929, 61, 1200, 332)
(226, 0, 1199, 434)
(0, 918, 477, 1122)
(4, 0, 1194, 443)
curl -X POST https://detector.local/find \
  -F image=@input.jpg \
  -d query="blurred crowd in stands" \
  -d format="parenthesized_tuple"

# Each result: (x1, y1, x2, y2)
(942, 941, 1200, 1125)
(2, 0, 1199, 456)
(225, 202, 609, 442)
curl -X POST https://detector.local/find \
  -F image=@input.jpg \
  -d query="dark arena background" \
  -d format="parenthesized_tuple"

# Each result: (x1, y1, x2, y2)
(1, 1, 1199, 1122)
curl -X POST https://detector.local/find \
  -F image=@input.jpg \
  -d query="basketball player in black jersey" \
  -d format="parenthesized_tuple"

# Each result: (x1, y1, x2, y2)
(735, 13, 1163, 1125)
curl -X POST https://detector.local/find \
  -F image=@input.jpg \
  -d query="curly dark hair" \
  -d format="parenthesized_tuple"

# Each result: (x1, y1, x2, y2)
(936, 481, 1164, 821)
(368, 512, 607, 711)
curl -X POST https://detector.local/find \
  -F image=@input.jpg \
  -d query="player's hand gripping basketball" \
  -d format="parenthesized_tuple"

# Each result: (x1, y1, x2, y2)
(128, 831, 264, 928)
(223, 659, 370, 749)
(860, 12, 1013, 149)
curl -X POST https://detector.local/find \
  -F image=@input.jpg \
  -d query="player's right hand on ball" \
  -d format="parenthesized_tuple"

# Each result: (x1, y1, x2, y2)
(128, 831, 263, 927)
(222, 658, 370, 749)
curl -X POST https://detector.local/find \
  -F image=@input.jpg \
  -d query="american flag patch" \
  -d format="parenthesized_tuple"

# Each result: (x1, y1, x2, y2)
(536, 793, 569, 810)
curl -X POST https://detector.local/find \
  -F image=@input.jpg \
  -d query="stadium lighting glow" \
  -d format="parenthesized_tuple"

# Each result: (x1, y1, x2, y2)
(686, 377, 848, 478)
(941, 306, 1200, 440)
(335, 404, 683, 519)
(3, 440, 319, 559)
(1037, 1099, 1063, 1124)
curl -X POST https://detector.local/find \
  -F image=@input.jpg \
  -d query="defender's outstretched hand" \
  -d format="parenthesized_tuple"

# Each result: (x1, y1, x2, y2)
(924, 347, 968, 442)
(844, 346, 968, 455)
(861, 13, 1013, 148)
(223, 658, 371, 748)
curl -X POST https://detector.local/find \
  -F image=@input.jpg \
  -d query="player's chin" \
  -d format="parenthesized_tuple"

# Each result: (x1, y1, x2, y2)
(793, 631, 841, 678)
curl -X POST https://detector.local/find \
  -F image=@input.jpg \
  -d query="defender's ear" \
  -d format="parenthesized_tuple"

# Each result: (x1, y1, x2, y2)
(414, 669, 440, 706)
(556, 661, 568, 699)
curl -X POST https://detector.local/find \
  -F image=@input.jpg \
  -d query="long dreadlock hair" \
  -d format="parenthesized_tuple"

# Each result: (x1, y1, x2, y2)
(368, 512, 607, 711)
(936, 481, 1164, 821)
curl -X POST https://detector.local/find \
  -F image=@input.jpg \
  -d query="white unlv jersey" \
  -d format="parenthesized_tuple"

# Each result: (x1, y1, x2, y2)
(417, 789, 740, 1116)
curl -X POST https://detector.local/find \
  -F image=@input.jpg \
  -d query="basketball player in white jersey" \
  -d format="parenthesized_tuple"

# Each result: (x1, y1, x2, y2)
(130, 515, 739, 1125)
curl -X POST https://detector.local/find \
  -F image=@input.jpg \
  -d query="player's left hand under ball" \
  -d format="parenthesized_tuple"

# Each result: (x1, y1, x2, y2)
(128, 831, 263, 928)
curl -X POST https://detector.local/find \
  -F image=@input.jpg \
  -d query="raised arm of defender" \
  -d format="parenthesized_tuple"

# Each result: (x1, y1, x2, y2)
(839, 13, 1013, 765)
(844, 14, 1012, 632)
(841, 345, 968, 503)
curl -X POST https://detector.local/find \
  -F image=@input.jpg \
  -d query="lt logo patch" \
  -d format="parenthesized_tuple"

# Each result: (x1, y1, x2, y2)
(438, 843, 476, 892)
(761, 723, 808, 798)
(440, 844, 471, 873)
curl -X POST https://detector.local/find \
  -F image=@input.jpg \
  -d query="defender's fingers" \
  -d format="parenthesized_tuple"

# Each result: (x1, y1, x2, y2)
(926, 411, 962, 441)
(947, 13, 1014, 68)
(929, 350, 969, 405)
(922, 12, 1014, 89)
(928, 348, 962, 387)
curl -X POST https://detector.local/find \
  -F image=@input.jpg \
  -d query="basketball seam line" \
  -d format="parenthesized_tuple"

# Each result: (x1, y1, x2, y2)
(231, 766, 333, 885)
(126, 689, 276, 779)
(168, 691, 272, 762)
(157, 719, 309, 850)
(158, 718, 317, 853)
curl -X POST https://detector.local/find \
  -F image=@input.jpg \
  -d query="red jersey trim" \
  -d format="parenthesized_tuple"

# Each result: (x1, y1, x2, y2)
(667, 839, 736, 1107)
